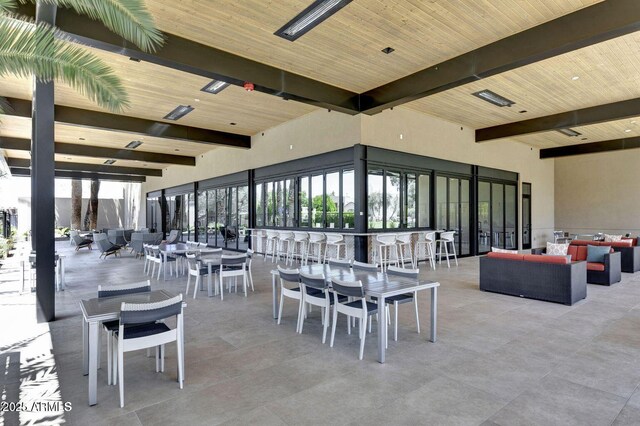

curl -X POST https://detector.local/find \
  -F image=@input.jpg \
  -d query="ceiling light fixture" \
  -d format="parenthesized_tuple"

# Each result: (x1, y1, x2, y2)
(571, 76, 580, 81)
(243, 82, 255, 91)
(275, 0, 353, 41)
(556, 128, 582, 137)
(103, 159, 116, 165)
(129, 57, 140, 62)
(381, 47, 395, 54)
(625, 129, 632, 133)
(201, 80, 230, 94)
(163, 105, 194, 121)
(125, 140, 143, 149)
(471, 90, 515, 107)
(230, 122, 237, 126)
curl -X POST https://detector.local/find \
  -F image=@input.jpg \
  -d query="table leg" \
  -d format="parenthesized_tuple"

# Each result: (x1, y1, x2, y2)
(207, 264, 213, 297)
(377, 295, 387, 363)
(88, 321, 99, 405)
(272, 274, 278, 320)
(59, 257, 65, 290)
(162, 252, 167, 281)
(430, 287, 437, 343)
(82, 316, 88, 375)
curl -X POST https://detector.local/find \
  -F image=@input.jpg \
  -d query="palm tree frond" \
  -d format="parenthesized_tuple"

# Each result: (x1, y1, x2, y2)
(0, 15, 129, 112)
(40, 0, 164, 52)
(0, 95, 12, 114)
(0, 0, 16, 13)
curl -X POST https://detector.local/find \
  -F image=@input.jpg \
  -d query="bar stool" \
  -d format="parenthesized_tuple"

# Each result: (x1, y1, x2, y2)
(324, 233, 346, 263)
(307, 232, 326, 263)
(376, 234, 399, 272)
(265, 230, 278, 263)
(396, 233, 415, 268)
(291, 231, 310, 265)
(414, 231, 436, 270)
(251, 229, 267, 256)
(436, 231, 458, 268)
(276, 231, 295, 264)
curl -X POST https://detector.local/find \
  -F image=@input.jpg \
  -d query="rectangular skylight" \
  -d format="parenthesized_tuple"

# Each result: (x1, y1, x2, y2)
(103, 159, 116, 165)
(472, 90, 515, 107)
(556, 128, 582, 137)
(163, 105, 194, 121)
(125, 140, 143, 149)
(275, 0, 353, 41)
(201, 80, 230, 94)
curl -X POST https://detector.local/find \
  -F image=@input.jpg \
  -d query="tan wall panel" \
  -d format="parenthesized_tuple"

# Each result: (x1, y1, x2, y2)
(555, 150, 640, 235)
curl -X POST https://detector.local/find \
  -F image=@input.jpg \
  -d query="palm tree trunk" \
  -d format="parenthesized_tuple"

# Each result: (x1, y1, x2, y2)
(70, 178, 82, 229)
(89, 179, 100, 230)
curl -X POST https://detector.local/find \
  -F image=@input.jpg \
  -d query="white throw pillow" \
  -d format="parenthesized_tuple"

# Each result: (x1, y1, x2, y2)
(546, 242, 569, 255)
(491, 247, 518, 254)
(603, 234, 623, 242)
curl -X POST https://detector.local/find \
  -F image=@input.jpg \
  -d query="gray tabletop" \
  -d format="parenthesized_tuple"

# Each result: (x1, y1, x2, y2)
(80, 289, 176, 322)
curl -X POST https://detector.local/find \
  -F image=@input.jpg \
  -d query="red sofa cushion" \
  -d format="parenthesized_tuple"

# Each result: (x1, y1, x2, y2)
(587, 262, 605, 272)
(570, 240, 589, 246)
(523, 254, 569, 265)
(567, 245, 588, 261)
(622, 237, 637, 246)
(609, 240, 633, 248)
(487, 252, 524, 261)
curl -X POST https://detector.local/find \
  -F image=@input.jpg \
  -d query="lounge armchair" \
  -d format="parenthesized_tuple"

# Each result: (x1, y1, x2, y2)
(72, 233, 93, 251)
(166, 229, 181, 244)
(94, 233, 121, 258)
(219, 226, 237, 243)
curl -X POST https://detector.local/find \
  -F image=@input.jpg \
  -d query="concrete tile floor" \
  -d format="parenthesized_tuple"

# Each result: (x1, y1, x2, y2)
(1, 241, 640, 425)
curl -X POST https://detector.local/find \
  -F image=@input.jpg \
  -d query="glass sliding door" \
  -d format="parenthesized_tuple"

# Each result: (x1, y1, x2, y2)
(436, 175, 471, 256)
(342, 170, 354, 229)
(479, 180, 518, 251)
(522, 183, 531, 249)
(207, 190, 217, 246)
(146, 195, 162, 233)
(326, 172, 339, 228)
(238, 186, 249, 251)
(197, 191, 207, 242)
(418, 174, 430, 228)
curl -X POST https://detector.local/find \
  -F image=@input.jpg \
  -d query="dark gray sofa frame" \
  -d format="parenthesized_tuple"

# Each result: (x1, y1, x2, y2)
(479, 256, 587, 305)
(611, 246, 640, 273)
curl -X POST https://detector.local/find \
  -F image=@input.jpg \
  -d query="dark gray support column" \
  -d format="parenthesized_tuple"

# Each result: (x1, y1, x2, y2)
(353, 145, 368, 262)
(247, 169, 256, 249)
(32, 2, 57, 322)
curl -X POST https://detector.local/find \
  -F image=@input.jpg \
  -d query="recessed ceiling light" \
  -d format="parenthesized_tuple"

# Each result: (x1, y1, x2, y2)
(163, 105, 194, 121)
(125, 140, 143, 149)
(625, 129, 632, 133)
(104, 159, 116, 165)
(201, 80, 230, 94)
(129, 57, 140, 62)
(79, 137, 85, 140)
(174, 149, 180, 152)
(230, 122, 237, 126)
(571, 76, 580, 81)
(518, 110, 527, 114)
(581, 138, 588, 141)
(143, 163, 148, 166)
(381, 47, 395, 54)
(472, 90, 515, 107)
(194, 98, 200, 102)
(557, 128, 582, 137)
(275, 0, 353, 41)
(66, 157, 72, 160)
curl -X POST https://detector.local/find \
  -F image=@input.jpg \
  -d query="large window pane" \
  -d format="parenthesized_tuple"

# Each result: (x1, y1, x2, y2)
(368, 169, 383, 229)
(326, 172, 339, 228)
(342, 170, 354, 229)
(478, 181, 491, 253)
(418, 175, 430, 228)
(448, 178, 459, 233)
(460, 179, 470, 255)
(238, 186, 249, 250)
(405, 174, 416, 228)
(229, 188, 238, 248)
(274, 180, 285, 227)
(187, 193, 195, 240)
(492, 183, 504, 248)
(285, 179, 295, 227)
(255, 183, 263, 227)
(207, 190, 216, 245)
(266, 182, 275, 226)
(299, 177, 309, 227)
(216, 189, 227, 246)
(146, 196, 161, 233)
(311, 174, 324, 228)
(436, 176, 447, 230)
(386, 172, 400, 228)
(505, 184, 517, 249)
(197, 191, 207, 242)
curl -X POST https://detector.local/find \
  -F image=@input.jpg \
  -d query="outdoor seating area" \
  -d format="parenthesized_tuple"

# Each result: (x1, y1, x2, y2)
(4, 1, 640, 425)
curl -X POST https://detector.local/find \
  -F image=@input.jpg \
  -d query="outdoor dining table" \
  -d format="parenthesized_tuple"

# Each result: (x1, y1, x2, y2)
(270, 263, 439, 363)
(158, 243, 221, 281)
(79, 289, 185, 406)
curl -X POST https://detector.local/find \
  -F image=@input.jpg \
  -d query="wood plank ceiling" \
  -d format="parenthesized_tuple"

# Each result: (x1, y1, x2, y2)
(2, 0, 637, 169)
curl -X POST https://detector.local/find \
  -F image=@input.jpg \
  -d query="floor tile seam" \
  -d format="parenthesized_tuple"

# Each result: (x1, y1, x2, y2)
(438, 370, 526, 407)
(545, 373, 635, 402)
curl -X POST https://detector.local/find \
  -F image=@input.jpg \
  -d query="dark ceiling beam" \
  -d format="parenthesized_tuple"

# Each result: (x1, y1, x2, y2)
(540, 136, 640, 159)
(358, 0, 640, 115)
(6, 157, 162, 176)
(9, 167, 146, 182)
(16, 4, 360, 115)
(0, 137, 195, 166)
(476, 98, 640, 142)
(4, 97, 250, 149)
